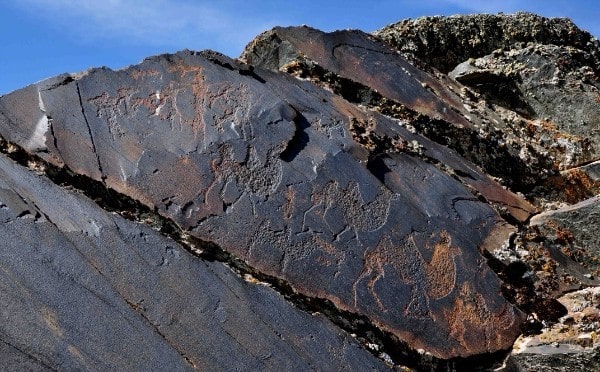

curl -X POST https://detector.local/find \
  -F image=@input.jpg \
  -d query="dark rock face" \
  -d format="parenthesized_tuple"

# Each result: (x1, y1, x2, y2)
(241, 25, 536, 222)
(242, 26, 470, 127)
(0, 49, 524, 359)
(0, 11, 598, 371)
(0, 151, 388, 371)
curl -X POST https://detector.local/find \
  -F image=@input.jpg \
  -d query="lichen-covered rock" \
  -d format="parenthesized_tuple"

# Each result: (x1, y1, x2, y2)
(374, 12, 599, 74)
(531, 196, 600, 276)
(449, 44, 600, 169)
(375, 12, 600, 177)
(507, 287, 600, 371)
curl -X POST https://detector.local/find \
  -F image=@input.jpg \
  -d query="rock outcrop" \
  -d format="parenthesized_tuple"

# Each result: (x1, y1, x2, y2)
(0, 11, 598, 371)
(374, 12, 600, 74)
(0, 153, 387, 371)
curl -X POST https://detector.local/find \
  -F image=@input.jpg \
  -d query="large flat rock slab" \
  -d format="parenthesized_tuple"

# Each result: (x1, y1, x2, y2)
(0, 50, 525, 358)
(0, 152, 388, 371)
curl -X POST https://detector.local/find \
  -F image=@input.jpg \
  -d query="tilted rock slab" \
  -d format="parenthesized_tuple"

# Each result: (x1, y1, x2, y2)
(531, 196, 600, 273)
(242, 26, 537, 222)
(0, 152, 388, 371)
(0, 50, 525, 358)
(242, 26, 471, 128)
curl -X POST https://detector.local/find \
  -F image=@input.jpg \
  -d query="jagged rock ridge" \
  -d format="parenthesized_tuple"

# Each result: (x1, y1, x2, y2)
(0, 11, 598, 371)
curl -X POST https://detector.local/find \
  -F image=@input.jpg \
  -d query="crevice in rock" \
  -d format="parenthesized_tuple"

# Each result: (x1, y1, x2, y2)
(331, 41, 399, 58)
(75, 82, 105, 181)
(201, 50, 267, 84)
(0, 336, 57, 371)
(0, 131, 513, 371)
(345, 114, 528, 227)
(279, 109, 310, 162)
(484, 251, 566, 329)
(41, 75, 76, 91)
(124, 299, 196, 369)
(480, 221, 586, 340)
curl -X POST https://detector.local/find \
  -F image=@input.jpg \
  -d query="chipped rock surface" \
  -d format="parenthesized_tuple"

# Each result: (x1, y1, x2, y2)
(0, 11, 598, 371)
(508, 287, 600, 371)
(531, 196, 600, 274)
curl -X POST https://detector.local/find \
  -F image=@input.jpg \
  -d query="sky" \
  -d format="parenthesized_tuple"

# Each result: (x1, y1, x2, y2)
(0, 0, 598, 95)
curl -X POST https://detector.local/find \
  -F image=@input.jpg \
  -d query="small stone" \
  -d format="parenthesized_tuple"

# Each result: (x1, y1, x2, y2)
(577, 333, 594, 348)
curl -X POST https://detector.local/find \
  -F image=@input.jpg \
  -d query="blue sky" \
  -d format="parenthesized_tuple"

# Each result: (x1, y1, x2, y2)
(0, 0, 598, 95)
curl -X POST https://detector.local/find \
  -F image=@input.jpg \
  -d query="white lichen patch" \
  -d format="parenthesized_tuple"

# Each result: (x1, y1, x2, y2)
(25, 115, 49, 152)
(25, 90, 50, 151)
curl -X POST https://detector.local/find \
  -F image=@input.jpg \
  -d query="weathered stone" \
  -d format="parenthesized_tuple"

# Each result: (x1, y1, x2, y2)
(449, 60, 506, 84)
(0, 49, 524, 358)
(374, 12, 599, 75)
(451, 44, 600, 168)
(3, 11, 599, 370)
(531, 196, 600, 274)
(507, 287, 600, 371)
(0, 152, 389, 371)
(375, 12, 600, 193)
(242, 26, 471, 128)
(576, 161, 600, 182)
(241, 26, 536, 222)
(507, 348, 600, 371)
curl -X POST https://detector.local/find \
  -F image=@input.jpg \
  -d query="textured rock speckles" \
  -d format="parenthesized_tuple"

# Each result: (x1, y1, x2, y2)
(374, 12, 599, 74)
(375, 12, 600, 181)
(531, 196, 600, 275)
(450, 44, 600, 169)
(508, 287, 600, 371)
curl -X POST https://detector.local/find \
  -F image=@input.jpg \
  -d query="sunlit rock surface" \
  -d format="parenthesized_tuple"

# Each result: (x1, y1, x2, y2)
(0, 11, 597, 371)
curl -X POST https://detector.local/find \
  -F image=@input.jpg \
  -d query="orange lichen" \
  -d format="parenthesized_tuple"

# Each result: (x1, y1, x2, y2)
(131, 69, 160, 80)
(545, 169, 599, 204)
